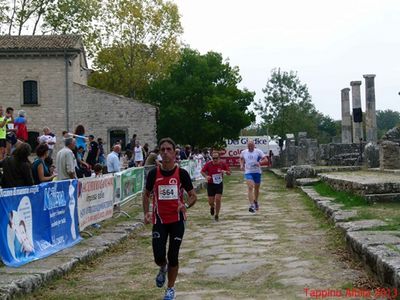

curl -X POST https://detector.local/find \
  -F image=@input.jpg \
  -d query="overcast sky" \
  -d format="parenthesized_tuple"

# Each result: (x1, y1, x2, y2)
(174, 0, 400, 121)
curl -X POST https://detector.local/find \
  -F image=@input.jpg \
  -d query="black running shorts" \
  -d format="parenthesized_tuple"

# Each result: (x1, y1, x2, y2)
(207, 183, 223, 197)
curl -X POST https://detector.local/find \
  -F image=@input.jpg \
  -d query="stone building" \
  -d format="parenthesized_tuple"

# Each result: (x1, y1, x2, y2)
(0, 35, 157, 152)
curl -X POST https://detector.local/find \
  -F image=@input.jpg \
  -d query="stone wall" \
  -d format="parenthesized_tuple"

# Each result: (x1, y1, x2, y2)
(277, 139, 364, 167)
(0, 55, 157, 153)
(73, 83, 157, 150)
(380, 141, 400, 170)
(0, 56, 70, 143)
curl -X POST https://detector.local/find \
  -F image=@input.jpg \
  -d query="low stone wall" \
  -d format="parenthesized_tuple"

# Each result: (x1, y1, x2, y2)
(380, 141, 400, 170)
(301, 186, 400, 290)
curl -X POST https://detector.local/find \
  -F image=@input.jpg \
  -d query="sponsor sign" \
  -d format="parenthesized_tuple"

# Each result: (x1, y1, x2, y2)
(78, 175, 114, 230)
(220, 136, 279, 166)
(0, 181, 81, 267)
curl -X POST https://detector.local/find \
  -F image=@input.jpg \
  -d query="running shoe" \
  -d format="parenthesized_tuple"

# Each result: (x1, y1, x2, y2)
(248, 205, 256, 213)
(163, 287, 176, 300)
(156, 265, 167, 288)
(210, 206, 215, 216)
(214, 215, 219, 222)
(254, 201, 259, 211)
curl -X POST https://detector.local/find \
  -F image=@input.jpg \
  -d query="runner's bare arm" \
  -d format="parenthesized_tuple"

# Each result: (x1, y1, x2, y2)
(142, 189, 152, 224)
(259, 155, 269, 165)
(240, 157, 245, 171)
(201, 171, 211, 181)
(186, 189, 197, 208)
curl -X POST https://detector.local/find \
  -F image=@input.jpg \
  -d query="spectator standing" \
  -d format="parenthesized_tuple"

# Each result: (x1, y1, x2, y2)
(106, 144, 121, 173)
(121, 150, 134, 169)
(129, 134, 137, 151)
(134, 141, 144, 166)
(75, 146, 91, 178)
(86, 135, 99, 168)
(0, 105, 12, 160)
(56, 137, 77, 180)
(74, 125, 88, 156)
(179, 147, 187, 160)
(145, 148, 160, 166)
(5, 107, 17, 156)
(14, 110, 28, 142)
(32, 144, 56, 184)
(203, 148, 212, 162)
(0, 143, 34, 188)
(97, 138, 106, 165)
(38, 127, 56, 158)
(143, 143, 149, 161)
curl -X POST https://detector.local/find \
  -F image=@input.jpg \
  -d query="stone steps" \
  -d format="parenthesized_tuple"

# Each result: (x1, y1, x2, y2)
(301, 186, 400, 289)
(364, 193, 400, 204)
(320, 174, 400, 196)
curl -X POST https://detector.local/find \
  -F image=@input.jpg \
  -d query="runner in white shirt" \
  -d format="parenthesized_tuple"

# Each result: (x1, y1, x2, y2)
(240, 139, 268, 213)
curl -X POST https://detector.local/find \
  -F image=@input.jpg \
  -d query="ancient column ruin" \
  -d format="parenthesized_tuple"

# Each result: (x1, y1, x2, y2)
(341, 88, 352, 144)
(363, 74, 377, 142)
(350, 81, 363, 143)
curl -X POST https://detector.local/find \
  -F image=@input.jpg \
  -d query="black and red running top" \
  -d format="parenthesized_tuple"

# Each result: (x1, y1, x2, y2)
(146, 166, 193, 224)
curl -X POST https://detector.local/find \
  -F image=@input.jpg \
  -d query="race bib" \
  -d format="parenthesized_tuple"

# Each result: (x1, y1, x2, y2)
(7, 123, 14, 130)
(158, 184, 178, 200)
(212, 173, 223, 184)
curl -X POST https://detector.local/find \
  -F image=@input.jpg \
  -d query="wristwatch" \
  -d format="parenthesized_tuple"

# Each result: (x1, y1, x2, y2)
(185, 203, 190, 209)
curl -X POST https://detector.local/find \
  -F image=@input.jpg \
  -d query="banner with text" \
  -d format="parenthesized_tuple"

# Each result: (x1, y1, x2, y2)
(0, 180, 81, 267)
(78, 175, 114, 231)
(119, 167, 144, 204)
(221, 136, 279, 166)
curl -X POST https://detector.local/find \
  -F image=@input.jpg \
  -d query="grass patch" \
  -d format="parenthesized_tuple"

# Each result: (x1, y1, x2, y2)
(313, 182, 369, 208)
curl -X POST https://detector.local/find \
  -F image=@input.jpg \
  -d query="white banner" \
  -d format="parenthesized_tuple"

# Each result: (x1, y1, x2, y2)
(221, 136, 280, 166)
(78, 175, 114, 231)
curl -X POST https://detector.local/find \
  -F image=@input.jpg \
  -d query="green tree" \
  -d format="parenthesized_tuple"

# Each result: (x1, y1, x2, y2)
(147, 48, 255, 147)
(256, 68, 318, 139)
(316, 113, 338, 143)
(88, 0, 182, 98)
(377, 109, 400, 138)
(256, 68, 338, 143)
(0, 0, 100, 39)
(42, 0, 101, 53)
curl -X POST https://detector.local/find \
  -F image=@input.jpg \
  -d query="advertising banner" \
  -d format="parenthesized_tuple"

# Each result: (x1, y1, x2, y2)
(0, 180, 81, 267)
(120, 167, 144, 203)
(220, 136, 279, 166)
(77, 175, 114, 231)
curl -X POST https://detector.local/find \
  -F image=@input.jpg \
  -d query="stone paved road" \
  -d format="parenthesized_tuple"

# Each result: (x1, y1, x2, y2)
(24, 171, 375, 300)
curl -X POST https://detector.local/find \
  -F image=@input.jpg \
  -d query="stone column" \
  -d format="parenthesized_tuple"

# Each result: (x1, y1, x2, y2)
(350, 81, 363, 143)
(363, 74, 377, 142)
(341, 88, 352, 144)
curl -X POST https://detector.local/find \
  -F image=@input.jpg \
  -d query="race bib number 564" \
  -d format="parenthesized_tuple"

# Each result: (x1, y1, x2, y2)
(158, 185, 178, 200)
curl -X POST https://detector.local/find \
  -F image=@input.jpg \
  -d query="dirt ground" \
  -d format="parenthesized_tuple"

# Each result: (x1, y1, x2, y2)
(22, 171, 379, 300)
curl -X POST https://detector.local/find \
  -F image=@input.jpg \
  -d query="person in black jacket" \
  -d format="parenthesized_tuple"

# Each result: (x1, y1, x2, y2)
(0, 142, 34, 188)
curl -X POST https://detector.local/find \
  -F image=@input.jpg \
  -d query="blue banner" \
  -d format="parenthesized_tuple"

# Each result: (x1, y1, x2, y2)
(0, 180, 82, 267)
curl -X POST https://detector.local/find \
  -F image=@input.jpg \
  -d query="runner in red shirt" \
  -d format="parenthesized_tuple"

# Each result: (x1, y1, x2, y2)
(143, 137, 197, 300)
(201, 151, 231, 221)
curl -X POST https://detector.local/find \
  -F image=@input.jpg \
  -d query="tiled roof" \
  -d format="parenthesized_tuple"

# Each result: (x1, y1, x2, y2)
(0, 35, 83, 51)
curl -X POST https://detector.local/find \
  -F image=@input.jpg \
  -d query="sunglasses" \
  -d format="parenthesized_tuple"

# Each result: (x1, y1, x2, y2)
(212, 157, 219, 160)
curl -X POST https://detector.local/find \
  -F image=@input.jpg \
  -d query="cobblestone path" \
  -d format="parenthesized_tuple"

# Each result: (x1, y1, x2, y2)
(25, 171, 374, 300)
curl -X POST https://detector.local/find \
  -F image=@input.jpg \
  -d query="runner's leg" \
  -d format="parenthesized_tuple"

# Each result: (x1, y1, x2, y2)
(215, 193, 222, 217)
(166, 220, 185, 288)
(246, 179, 255, 204)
